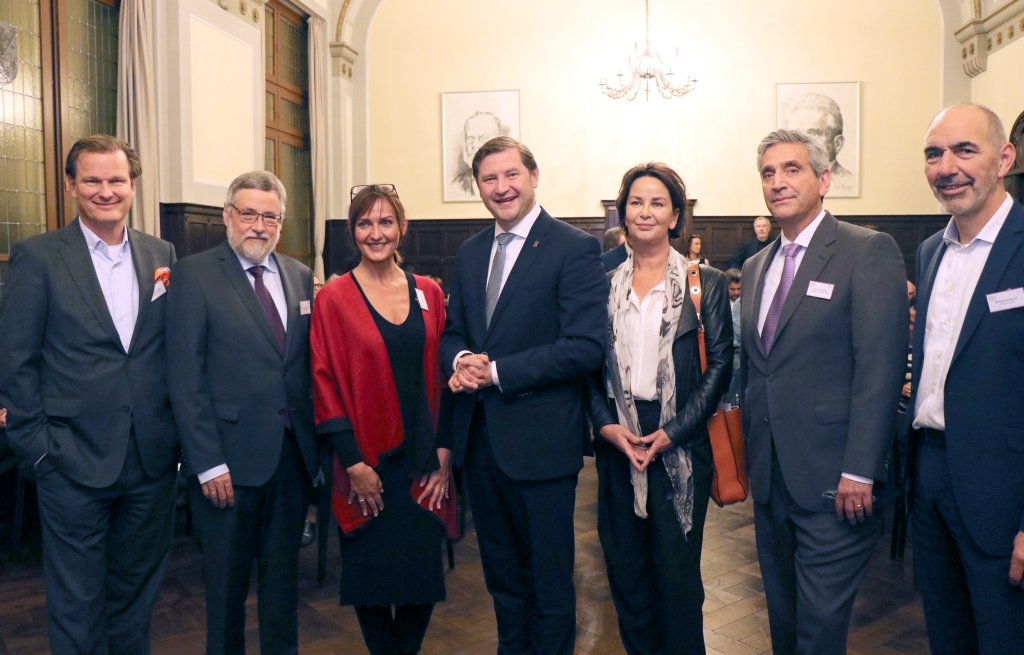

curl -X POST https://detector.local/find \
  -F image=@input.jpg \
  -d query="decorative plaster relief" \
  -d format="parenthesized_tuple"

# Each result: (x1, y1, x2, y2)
(954, 0, 1024, 76)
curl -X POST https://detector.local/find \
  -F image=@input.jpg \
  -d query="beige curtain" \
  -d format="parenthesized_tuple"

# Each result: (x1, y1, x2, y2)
(308, 16, 330, 279)
(117, 0, 160, 237)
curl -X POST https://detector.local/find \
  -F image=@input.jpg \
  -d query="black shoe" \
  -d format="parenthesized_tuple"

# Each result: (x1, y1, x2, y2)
(300, 520, 317, 547)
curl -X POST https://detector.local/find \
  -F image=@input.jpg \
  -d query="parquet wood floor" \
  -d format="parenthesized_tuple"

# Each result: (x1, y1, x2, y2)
(0, 459, 929, 654)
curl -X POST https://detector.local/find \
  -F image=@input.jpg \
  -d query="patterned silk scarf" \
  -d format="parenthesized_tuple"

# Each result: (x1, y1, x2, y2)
(606, 247, 696, 535)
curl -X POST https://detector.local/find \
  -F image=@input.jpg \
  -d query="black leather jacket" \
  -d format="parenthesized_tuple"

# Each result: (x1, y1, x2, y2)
(586, 264, 733, 449)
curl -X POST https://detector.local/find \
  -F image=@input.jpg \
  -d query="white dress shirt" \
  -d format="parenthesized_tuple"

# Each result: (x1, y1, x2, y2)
(198, 251, 289, 484)
(624, 281, 666, 400)
(914, 193, 1013, 431)
(80, 221, 139, 352)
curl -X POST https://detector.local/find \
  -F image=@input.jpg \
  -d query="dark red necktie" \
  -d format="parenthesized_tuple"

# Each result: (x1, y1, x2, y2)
(248, 265, 286, 352)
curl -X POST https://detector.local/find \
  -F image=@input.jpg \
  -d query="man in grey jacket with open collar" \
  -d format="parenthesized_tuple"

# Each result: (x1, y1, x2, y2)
(0, 135, 178, 654)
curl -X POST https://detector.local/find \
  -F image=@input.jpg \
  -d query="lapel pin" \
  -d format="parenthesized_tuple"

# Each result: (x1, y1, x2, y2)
(532, 240, 540, 248)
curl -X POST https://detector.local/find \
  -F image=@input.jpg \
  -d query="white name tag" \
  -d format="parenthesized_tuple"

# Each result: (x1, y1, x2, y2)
(151, 283, 166, 302)
(986, 287, 1024, 313)
(299, 300, 311, 315)
(415, 288, 429, 311)
(806, 281, 834, 300)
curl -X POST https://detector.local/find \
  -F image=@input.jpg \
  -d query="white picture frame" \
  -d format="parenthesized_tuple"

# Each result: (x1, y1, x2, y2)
(442, 90, 520, 203)
(777, 81, 860, 198)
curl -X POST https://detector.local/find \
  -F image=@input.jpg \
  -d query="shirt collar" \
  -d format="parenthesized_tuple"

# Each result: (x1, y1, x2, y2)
(494, 203, 542, 241)
(80, 219, 129, 254)
(235, 250, 279, 275)
(941, 192, 1012, 247)
(779, 210, 826, 250)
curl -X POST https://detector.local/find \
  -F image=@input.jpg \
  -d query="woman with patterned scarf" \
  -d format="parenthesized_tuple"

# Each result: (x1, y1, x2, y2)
(587, 163, 733, 655)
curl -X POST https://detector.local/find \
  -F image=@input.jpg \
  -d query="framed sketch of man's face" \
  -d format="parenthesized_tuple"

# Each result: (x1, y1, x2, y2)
(442, 90, 520, 202)
(777, 82, 860, 198)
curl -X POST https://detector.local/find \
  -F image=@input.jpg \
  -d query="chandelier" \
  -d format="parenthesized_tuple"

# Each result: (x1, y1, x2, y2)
(599, 0, 697, 101)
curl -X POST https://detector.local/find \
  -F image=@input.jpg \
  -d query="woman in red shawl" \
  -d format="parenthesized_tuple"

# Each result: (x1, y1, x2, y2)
(311, 184, 457, 655)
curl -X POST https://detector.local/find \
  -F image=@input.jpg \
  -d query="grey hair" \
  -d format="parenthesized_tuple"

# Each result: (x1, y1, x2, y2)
(224, 170, 288, 216)
(756, 129, 831, 178)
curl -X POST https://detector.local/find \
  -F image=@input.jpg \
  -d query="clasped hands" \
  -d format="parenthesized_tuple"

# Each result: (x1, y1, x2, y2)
(599, 423, 673, 472)
(448, 352, 493, 393)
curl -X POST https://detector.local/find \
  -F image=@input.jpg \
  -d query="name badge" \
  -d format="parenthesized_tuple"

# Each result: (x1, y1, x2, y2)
(415, 288, 429, 311)
(806, 281, 834, 300)
(986, 287, 1024, 313)
(151, 284, 166, 302)
(299, 300, 311, 315)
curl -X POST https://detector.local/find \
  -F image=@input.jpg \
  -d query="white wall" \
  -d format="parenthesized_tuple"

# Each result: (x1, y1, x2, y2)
(364, 0, 945, 220)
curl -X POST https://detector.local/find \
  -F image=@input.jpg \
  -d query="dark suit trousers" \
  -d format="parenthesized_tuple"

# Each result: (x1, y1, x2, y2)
(913, 441, 1024, 655)
(35, 434, 176, 655)
(464, 407, 578, 655)
(595, 401, 712, 655)
(190, 431, 309, 655)
(753, 447, 879, 655)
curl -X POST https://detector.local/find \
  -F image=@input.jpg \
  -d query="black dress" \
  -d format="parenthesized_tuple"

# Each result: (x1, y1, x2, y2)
(340, 273, 446, 607)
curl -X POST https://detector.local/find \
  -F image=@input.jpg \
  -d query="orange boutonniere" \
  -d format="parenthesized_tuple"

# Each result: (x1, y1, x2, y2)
(154, 267, 171, 288)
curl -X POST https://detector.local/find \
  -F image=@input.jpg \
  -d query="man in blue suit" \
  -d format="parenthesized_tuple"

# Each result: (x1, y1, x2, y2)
(910, 103, 1024, 655)
(441, 137, 607, 654)
(0, 135, 177, 654)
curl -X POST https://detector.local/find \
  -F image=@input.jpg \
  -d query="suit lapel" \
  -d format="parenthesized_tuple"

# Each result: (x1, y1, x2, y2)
(275, 253, 303, 360)
(217, 241, 283, 354)
(127, 230, 156, 353)
(56, 220, 123, 350)
(746, 238, 778, 358)
(951, 202, 1024, 364)
(464, 229, 493, 338)
(770, 213, 837, 350)
(911, 233, 947, 385)
(487, 212, 549, 331)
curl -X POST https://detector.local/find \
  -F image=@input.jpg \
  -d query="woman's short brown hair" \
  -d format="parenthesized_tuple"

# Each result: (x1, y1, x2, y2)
(615, 162, 687, 239)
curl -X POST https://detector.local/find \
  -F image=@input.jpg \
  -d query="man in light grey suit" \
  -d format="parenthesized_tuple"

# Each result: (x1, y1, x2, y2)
(740, 129, 908, 654)
(0, 135, 178, 654)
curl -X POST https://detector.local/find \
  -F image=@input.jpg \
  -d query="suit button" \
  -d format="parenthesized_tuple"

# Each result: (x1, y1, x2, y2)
(121, 406, 130, 413)
(278, 409, 286, 416)
(762, 418, 769, 424)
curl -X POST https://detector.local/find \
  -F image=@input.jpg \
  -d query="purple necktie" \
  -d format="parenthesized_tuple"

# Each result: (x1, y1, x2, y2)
(760, 243, 801, 353)
(248, 265, 286, 352)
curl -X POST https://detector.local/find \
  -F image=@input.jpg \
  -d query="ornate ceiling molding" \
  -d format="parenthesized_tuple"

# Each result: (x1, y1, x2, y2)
(955, 0, 1024, 76)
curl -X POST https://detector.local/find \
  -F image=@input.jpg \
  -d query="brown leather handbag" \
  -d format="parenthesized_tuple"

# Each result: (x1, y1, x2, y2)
(687, 262, 749, 506)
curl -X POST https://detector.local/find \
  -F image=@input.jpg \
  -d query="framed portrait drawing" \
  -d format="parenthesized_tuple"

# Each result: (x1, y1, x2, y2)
(442, 90, 520, 202)
(777, 82, 860, 197)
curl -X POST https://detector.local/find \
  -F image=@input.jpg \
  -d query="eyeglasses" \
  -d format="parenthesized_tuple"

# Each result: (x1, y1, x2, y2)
(229, 203, 284, 226)
(350, 184, 398, 199)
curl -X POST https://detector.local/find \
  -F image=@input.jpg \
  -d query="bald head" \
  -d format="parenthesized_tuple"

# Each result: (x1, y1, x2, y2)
(924, 103, 1015, 235)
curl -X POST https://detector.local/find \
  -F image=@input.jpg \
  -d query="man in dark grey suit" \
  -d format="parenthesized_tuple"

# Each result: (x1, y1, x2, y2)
(0, 135, 178, 654)
(740, 129, 908, 654)
(166, 171, 317, 654)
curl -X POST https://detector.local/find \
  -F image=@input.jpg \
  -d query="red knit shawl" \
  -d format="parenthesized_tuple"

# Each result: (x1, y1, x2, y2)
(311, 273, 457, 537)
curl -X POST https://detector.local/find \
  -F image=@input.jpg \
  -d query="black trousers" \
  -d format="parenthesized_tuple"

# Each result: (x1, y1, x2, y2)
(354, 604, 434, 655)
(596, 400, 712, 655)
(36, 434, 176, 655)
(189, 431, 309, 655)
(464, 407, 579, 655)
